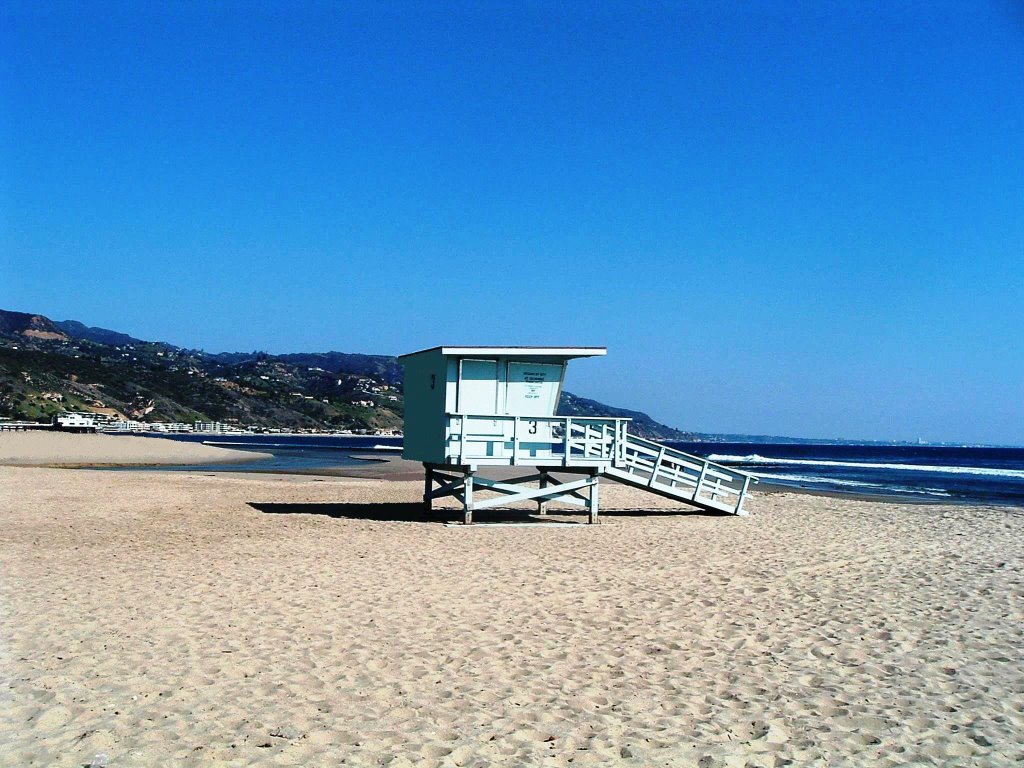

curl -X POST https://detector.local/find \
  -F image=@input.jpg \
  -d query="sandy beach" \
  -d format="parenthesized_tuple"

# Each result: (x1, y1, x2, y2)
(1, 462, 1022, 767)
(0, 432, 270, 467)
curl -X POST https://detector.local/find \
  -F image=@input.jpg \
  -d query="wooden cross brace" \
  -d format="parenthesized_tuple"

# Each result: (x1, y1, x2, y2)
(423, 464, 601, 525)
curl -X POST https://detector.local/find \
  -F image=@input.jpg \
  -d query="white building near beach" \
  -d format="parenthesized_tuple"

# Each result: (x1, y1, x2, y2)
(104, 420, 145, 432)
(193, 422, 229, 434)
(54, 412, 96, 432)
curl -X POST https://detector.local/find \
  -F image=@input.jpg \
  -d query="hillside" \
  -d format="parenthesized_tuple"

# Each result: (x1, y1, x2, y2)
(0, 309, 690, 438)
(52, 320, 144, 347)
(558, 392, 688, 439)
(0, 311, 67, 341)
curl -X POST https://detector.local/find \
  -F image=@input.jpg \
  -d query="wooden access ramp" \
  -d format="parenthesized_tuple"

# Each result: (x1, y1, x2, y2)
(427, 415, 757, 523)
(600, 433, 755, 515)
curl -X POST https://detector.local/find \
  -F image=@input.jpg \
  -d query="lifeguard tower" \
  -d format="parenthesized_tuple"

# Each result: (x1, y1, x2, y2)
(399, 346, 756, 524)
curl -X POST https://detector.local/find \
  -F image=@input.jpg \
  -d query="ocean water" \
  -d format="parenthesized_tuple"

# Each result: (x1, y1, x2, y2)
(106, 433, 403, 474)
(110, 434, 1024, 506)
(667, 441, 1024, 506)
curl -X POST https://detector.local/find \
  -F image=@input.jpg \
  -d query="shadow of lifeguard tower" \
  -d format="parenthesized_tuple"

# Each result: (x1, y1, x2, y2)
(399, 346, 757, 524)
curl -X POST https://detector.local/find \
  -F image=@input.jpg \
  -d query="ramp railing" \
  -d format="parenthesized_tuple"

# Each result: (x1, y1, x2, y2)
(610, 433, 756, 513)
(445, 413, 756, 513)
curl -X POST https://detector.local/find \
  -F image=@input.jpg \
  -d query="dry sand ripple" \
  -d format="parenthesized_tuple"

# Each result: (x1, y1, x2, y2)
(1, 466, 1022, 766)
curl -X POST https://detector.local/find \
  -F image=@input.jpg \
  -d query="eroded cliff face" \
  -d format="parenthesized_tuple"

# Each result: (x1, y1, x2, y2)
(0, 310, 68, 342)
(21, 327, 68, 341)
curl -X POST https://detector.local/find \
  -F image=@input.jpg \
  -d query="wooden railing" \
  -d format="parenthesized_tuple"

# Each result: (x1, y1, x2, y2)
(0, 422, 52, 432)
(446, 414, 629, 466)
(444, 412, 757, 514)
(612, 433, 755, 512)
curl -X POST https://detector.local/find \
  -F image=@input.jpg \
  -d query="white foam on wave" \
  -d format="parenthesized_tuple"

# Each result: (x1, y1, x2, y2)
(760, 472, 953, 497)
(707, 454, 1024, 479)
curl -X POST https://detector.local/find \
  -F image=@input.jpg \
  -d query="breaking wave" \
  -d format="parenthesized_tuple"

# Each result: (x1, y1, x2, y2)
(759, 472, 953, 497)
(707, 454, 1024, 479)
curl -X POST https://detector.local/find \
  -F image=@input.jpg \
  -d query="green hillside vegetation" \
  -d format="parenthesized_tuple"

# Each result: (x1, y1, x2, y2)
(0, 309, 689, 438)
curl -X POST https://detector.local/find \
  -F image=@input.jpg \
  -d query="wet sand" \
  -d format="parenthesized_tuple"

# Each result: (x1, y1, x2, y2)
(1, 465, 1022, 767)
(0, 432, 270, 466)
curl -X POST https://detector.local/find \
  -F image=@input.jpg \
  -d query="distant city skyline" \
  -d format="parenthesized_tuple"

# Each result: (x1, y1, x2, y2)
(3, 2, 1023, 444)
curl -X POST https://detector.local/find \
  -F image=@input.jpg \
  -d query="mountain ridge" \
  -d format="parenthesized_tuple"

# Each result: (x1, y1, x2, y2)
(0, 310, 68, 341)
(53, 320, 145, 347)
(0, 309, 690, 438)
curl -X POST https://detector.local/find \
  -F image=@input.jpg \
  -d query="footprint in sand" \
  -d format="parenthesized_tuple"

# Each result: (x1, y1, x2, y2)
(726, 719, 769, 741)
(35, 705, 73, 730)
(810, 647, 834, 663)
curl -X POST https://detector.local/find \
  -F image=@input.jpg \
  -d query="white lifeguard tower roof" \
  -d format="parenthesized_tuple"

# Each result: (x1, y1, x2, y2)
(399, 345, 606, 360)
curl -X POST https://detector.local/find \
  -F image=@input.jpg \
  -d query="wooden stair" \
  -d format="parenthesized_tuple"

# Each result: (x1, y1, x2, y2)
(601, 433, 755, 515)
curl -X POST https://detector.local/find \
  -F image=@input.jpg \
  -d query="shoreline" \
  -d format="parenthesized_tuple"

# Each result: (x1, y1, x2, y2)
(756, 480, 1024, 508)
(65, 453, 1024, 509)
(6, 434, 1019, 509)
(164, 453, 1024, 509)
(109, 433, 1024, 508)
(111, 430, 401, 439)
(0, 432, 272, 467)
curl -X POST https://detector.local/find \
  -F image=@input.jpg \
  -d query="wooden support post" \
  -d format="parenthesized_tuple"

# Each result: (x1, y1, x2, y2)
(694, 459, 709, 502)
(537, 471, 548, 515)
(650, 446, 666, 487)
(588, 470, 600, 525)
(456, 416, 465, 465)
(563, 417, 572, 466)
(512, 416, 520, 465)
(423, 463, 432, 513)
(463, 471, 474, 525)
(616, 420, 628, 466)
(737, 476, 751, 514)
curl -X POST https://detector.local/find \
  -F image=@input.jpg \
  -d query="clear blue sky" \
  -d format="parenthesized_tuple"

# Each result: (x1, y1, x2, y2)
(2, 2, 1023, 444)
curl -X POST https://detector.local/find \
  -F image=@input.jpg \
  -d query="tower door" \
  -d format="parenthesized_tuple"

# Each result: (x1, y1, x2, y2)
(457, 359, 502, 439)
